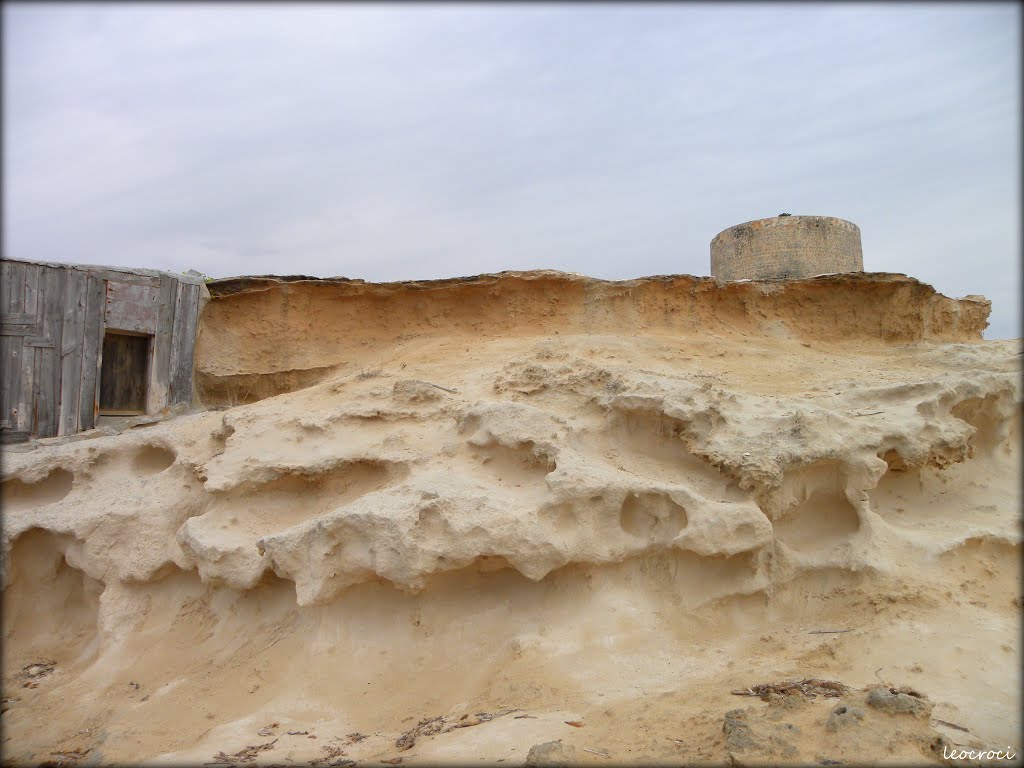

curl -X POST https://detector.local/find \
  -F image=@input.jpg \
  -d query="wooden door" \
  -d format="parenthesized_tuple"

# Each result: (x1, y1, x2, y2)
(99, 332, 151, 414)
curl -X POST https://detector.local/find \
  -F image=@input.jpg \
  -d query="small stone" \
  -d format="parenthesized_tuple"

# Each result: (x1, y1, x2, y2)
(524, 740, 576, 767)
(722, 710, 760, 751)
(865, 687, 931, 718)
(825, 703, 865, 732)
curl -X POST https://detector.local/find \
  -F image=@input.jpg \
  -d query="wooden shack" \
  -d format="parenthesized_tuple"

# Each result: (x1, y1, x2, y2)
(1, 258, 205, 443)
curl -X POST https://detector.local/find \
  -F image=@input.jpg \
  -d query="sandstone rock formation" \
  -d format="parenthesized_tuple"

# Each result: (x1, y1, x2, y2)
(1, 271, 1019, 765)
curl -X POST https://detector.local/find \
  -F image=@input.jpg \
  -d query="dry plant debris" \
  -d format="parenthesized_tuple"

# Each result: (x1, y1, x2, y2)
(309, 744, 353, 766)
(205, 738, 278, 765)
(20, 660, 57, 688)
(730, 678, 850, 701)
(394, 709, 518, 750)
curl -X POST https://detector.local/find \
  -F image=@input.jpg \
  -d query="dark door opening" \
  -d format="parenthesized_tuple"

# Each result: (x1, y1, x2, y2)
(99, 332, 151, 415)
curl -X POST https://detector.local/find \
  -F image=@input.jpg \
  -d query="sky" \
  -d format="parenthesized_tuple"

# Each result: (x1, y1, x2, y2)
(3, 3, 1020, 338)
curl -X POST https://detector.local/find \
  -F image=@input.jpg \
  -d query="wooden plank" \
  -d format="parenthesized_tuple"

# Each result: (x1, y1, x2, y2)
(89, 269, 160, 287)
(104, 281, 160, 334)
(78, 276, 106, 430)
(0, 319, 41, 331)
(3, 261, 43, 333)
(58, 269, 87, 435)
(167, 281, 186, 403)
(3, 261, 26, 315)
(168, 282, 200, 404)
(152, 274, 177, 405)
(0, 261, 13, 315)
(18, 324, 35, 433)
(0, 430, 31, 445)
(1, 326, 40, 335)
(34, 266, 66, 438)
(22, 264, 41, 317)
(0, 336, 21, 430)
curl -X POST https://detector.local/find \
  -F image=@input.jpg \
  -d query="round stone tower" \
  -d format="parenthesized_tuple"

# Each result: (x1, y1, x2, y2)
(710, 215, 863, 281)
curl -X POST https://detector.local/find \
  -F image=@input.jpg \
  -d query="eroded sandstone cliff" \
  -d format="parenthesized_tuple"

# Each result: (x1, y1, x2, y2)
(1, 271, 1018, 766)
(193, 271, 991, 405)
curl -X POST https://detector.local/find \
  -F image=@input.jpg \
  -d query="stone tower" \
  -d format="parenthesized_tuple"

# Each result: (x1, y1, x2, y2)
(710, 215, 863, 281)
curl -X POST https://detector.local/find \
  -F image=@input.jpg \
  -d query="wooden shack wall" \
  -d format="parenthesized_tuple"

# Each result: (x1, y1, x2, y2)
(1, 260, 201, 441)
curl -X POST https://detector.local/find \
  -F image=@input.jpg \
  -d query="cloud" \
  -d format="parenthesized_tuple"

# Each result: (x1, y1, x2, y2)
(3, 3, 1019, 337)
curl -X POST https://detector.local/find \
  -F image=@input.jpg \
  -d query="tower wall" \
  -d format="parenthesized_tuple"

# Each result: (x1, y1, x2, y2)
(711, 216, 863, 280)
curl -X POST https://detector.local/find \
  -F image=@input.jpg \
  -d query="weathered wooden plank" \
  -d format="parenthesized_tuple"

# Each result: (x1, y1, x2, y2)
(1, 265, 44, 345)
(0, 429, 31, 445)
(2, 258, 203, 285)
(15, 268, 39, 436)
(58, 269, 87, 436)
(33, 346, 55, 437)
(181, 283, 201, 398)
(0, 261, 13, 315)
(31, 347, 43, 434)
(22, 264, 41, 317)
(89, 270, 160, 287)
(0, 319, 41, 331)
(168, 282, 200, 404)
(105, 281, 160, 334)
(0, 336, 22, 430)
(2, 260, 26, 315)
(34, 266, 66, 438)
(78, 276, 106, 430)
(167, 281, 186, 403)
(152, 275, 177, 405)
(18, 323, 35, 433)
(1, 326, 39, 335)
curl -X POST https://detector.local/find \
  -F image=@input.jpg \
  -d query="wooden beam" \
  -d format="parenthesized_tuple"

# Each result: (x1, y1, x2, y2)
(168, 282, 200, 405)
(105, 281, 160, 334)
(34, 265, 66, 438)
(152, 274, 177, 407)
(58, 269, 87, 435)
(79, 276, 106, 430)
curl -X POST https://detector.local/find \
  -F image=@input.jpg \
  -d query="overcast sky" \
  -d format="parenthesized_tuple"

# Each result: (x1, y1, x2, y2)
(3, 3, 1020, 338)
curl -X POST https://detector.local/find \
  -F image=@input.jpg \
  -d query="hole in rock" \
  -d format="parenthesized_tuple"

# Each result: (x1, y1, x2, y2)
(539, 502, 578, 536)
(132, 445, 176, 475)
(470, 442, 555, 486)
(619, 492, 688, 543)
(773, 488, 860, 554)
(200, 460, 405, 540)
(474, 555, 514, 574)
(602, 409, 743, 500)
(880, 449, 910, 473)
(2, 528, 101, 659)
(951, 395, 1009, 456)
(1, 468, 74, 512)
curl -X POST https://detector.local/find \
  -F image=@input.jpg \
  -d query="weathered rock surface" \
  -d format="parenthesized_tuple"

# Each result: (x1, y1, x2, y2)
(1, 270, 1018, 765)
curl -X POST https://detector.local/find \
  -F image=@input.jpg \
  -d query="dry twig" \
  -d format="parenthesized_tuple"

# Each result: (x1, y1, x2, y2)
(934, 719, 971, 733)
(730, 678, 850, 701)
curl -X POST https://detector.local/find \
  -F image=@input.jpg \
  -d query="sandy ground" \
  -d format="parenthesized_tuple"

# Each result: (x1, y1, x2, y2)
(1, 272, 1020, 767)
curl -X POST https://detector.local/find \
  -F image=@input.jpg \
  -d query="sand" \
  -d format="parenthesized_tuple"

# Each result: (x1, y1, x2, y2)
(1, 270, 1019, 766)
